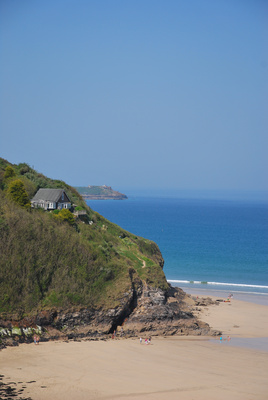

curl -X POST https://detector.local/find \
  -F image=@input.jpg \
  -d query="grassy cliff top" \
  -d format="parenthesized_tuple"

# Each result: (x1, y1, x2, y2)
(0, 158, 168, 317)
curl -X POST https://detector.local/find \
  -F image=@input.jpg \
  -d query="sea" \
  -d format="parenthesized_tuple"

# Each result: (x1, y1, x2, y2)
(86, 196, 268, 304)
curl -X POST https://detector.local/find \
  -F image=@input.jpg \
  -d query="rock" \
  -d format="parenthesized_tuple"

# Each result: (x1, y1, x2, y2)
(0, 285, 219, 347)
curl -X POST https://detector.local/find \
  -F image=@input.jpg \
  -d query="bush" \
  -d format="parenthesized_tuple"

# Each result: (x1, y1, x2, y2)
(18, 163, 31, 175)
(4, 166, 15, 179)
(55, 209, 75, 225)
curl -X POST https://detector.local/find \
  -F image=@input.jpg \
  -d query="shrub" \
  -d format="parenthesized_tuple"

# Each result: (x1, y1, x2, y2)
(52, 209, 60, 215)
(18, 163, 31, 175)
(4, 166, 16, 179)
(55, 209, 75, 225)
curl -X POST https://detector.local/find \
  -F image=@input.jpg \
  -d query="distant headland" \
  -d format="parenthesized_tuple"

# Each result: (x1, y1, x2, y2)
(75, 185, 128, 200)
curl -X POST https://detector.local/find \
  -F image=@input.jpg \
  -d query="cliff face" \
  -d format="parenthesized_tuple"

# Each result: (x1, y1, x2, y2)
(0, 282, 215, 347)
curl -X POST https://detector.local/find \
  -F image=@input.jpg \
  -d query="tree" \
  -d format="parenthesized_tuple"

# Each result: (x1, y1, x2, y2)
(7, 179, 30, 207)
(4, 166, 16, 179)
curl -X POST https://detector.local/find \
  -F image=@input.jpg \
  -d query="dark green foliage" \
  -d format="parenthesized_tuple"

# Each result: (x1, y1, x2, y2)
(7, 179, 30, 207)
(18, 163, 31, 175)
(4, 165, 15, 179)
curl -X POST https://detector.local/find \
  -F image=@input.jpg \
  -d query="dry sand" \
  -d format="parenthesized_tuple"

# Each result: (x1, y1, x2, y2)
(1, 295, 268, 400)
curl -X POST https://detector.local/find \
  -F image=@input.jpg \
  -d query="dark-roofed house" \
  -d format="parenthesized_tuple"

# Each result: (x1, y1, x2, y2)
(31, 189, 71, 210)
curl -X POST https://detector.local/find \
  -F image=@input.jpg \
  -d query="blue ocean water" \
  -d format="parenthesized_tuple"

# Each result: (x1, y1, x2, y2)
(87, 197, 268, 296)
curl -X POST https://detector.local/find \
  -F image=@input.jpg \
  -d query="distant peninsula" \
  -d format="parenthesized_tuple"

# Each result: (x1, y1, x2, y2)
(75, 185, 128, 200)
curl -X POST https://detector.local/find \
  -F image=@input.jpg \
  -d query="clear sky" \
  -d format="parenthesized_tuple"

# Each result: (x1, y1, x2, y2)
(1, 0, 267, 197)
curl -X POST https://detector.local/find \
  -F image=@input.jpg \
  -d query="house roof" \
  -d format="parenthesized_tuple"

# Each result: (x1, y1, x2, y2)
(31, 189, 70, 202)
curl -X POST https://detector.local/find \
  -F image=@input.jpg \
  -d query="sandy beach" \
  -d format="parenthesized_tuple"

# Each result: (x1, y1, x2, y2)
(1, 294, 268, 400)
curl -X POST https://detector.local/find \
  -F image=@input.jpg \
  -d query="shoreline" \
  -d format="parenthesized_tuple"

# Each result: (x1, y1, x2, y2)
(185, 290, 268, 340)
(167, 281, 268, 305)
(1, 291, 268, 399)
(185, 289, 268, 352)
(185, 287, 268, 306)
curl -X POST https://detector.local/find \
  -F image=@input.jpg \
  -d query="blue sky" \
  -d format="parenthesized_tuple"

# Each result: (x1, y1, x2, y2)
(1, 0, 267, 197)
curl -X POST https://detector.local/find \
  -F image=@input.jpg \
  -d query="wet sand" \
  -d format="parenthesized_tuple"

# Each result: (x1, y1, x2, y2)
(191, 293, 268, 339)
(1, 295, 268, 400)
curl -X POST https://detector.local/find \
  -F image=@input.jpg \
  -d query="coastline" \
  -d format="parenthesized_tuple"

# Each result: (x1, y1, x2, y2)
(186, 290, 268, 352)
(184, 287, 268, 306)
(1, 290, 268, 399)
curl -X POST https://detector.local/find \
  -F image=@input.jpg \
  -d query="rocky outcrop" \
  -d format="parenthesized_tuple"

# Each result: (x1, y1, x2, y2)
(0, 284, 220, 348)
(122, 285, 213, 336)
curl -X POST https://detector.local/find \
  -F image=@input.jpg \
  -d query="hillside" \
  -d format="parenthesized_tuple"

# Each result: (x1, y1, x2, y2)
(0, 158, 167, 311)
(76, 185, 127, 200)
(0, 158, 213, 344)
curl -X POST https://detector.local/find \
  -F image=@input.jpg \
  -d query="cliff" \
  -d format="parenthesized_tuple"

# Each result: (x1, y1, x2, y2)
(0, 158, 216, 348)
(75, 185, 128, 200)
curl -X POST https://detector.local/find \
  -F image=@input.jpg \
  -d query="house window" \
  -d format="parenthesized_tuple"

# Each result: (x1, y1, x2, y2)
(62, 193, 64, 201)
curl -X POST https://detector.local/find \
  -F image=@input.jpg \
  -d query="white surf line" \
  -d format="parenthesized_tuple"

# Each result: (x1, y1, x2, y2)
(167, 280, 268, 289)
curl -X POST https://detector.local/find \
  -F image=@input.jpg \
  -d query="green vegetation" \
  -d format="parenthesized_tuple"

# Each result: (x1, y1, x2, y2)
(4, 165, 16, 179)
(7, 179, 30, 207)
(54, 209, 76, 226)
(0, 158, 168, 316)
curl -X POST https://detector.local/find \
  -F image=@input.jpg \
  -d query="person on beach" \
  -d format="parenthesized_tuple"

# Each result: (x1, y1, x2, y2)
(139, 337, 142, 344)
(36, 335, 40, 344)
(33, 335, 37, 345)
